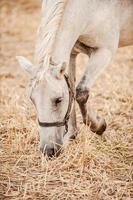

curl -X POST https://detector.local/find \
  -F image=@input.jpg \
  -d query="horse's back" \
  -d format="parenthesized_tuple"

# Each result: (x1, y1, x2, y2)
(78, 0, 133, 48)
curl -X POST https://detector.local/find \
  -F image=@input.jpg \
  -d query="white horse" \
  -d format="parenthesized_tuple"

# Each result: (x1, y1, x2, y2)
(16, 0, 133, 157)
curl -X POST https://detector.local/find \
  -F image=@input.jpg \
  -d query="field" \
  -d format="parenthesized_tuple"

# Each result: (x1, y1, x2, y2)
(0, 1, 133, 199)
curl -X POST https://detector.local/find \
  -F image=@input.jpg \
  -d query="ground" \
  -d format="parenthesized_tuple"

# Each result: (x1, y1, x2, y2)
(0, 1, 133, 199)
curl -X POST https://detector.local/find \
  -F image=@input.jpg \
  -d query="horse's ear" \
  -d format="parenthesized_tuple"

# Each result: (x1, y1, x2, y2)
(52, 62, 66, 79)
(16, 56, 35, 74)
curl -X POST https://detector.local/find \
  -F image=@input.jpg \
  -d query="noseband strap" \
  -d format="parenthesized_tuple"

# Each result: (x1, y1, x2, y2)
(38, 74, 74, 134)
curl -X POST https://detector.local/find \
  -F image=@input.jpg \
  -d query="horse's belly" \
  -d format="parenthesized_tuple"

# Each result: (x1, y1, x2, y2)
(119, 5, 133, 47)
(119, 28, 133, 47)
(78, 35, 98, 48)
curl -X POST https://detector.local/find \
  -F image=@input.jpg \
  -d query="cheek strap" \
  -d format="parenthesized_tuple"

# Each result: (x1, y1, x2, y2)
(38, 74, 75, 134)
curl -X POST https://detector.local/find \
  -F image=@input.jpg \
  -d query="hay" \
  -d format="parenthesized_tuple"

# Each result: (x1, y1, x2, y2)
(0, 1, 133, 199)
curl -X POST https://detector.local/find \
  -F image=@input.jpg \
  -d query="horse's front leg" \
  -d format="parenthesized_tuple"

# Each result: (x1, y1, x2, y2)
(76, 47, 116, 135)
(64, 53, 77, 144)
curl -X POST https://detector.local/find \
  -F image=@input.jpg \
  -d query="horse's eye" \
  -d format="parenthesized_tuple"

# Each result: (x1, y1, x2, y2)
(55, 97, 63, 105)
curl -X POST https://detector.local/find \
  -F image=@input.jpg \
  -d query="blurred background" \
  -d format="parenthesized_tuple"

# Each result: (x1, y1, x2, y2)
(0, 0, 133, 199)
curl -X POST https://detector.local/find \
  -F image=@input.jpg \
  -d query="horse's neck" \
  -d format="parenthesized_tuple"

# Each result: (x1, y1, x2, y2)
(51, 24, 78, 65)
(35, 0, 84, 67)
(51, 2, 84, 64)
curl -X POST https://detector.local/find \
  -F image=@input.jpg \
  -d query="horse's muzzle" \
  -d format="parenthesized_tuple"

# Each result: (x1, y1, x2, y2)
(40, 146, 61, 158)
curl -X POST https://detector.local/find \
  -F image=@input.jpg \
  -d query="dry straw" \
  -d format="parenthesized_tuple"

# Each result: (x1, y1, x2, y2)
(0, 0, 133, 199)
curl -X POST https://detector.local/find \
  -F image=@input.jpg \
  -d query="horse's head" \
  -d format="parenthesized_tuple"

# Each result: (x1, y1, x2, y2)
(16, 56, 73, 158)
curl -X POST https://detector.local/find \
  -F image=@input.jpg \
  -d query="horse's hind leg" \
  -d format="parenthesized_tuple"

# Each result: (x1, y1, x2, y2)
(76, 47, 116, 135)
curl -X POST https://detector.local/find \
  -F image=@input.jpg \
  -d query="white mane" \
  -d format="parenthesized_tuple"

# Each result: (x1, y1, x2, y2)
(35, 0, 67, 69)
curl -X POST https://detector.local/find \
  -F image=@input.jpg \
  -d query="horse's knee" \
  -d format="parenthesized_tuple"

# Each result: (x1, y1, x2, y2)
(76, 87, 89, 105)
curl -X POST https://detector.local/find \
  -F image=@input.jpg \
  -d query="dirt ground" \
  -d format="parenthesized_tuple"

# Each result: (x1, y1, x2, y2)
(0, 1, 133, 199)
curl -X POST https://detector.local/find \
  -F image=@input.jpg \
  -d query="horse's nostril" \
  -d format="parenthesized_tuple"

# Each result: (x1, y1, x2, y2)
(39, 145, 61, 158)
(46, 148, 55, 158)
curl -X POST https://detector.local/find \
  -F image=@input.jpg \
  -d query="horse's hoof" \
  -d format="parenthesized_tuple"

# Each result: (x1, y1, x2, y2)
(96, 119, 107, 135)
(69, 134, 76, 140)
(90, 118, 107, 135)
(63, 131, 77, 146)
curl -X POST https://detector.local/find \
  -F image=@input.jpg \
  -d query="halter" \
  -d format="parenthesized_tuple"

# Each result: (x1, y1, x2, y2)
(38, 74, 75, 134)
